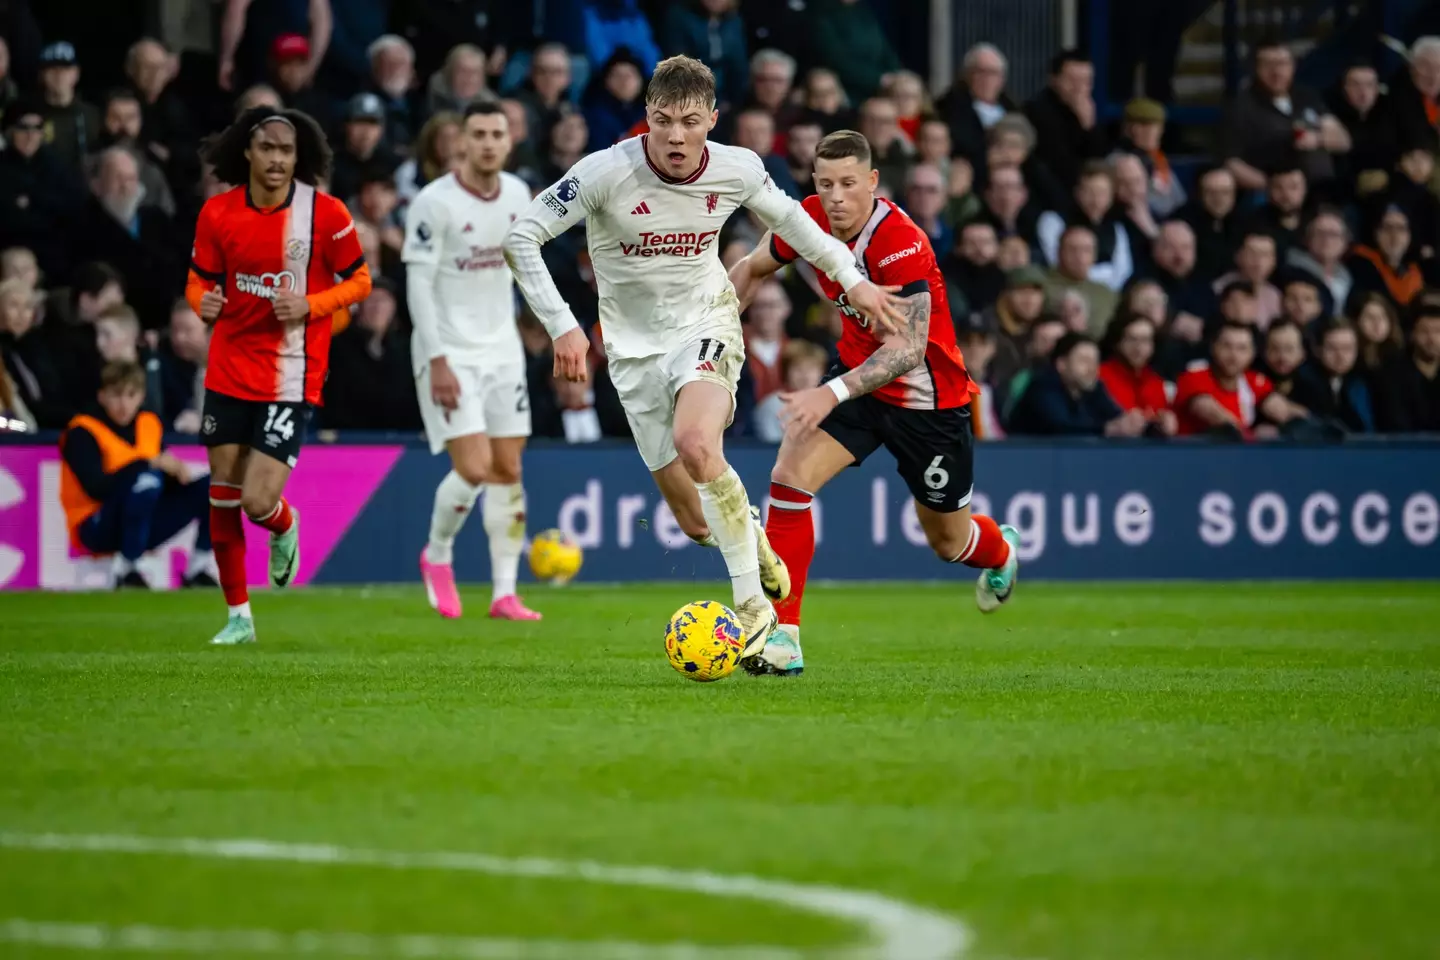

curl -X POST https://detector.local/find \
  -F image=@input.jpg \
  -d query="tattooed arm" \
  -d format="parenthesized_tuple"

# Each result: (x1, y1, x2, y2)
(838, 292, 932, 397)
(778, 290, 933, 436)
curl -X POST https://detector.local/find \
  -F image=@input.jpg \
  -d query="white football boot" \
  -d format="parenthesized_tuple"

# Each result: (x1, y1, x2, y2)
(735, 595, 779, 672)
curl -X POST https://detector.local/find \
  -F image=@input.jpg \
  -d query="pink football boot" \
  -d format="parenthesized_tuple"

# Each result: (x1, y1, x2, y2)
(419, 549, 462, 619)
(489, 595, 542, 621)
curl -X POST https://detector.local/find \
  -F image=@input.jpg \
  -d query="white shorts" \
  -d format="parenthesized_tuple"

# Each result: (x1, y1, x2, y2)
(417, 361, 531, 454)
(608, 332, 744, 472)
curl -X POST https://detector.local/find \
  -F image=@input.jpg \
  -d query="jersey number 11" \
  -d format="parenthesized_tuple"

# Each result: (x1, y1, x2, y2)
(696, 338, 726, 363)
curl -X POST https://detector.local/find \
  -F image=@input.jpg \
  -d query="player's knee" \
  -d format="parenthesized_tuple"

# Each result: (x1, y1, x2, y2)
(452, 456, 490, 487)
(488, 461, 521, 485)
(241, 491, 278, 522)
(673, 428, 721, 479)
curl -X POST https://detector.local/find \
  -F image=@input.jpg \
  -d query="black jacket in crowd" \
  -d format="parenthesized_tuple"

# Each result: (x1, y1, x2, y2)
(1023, 87, 1109, 191)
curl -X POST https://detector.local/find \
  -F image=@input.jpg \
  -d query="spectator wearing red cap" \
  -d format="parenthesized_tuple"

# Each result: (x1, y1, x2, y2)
(218, 0, 333, 94)
(269, 33, 334, 133)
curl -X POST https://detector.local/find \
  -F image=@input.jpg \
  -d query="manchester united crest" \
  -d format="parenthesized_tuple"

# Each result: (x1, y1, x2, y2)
(705, 193, 719, 214)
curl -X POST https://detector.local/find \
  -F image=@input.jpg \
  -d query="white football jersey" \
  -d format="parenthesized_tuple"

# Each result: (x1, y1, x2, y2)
(503, 137, 863, 362)
(402, 171, 531, 372)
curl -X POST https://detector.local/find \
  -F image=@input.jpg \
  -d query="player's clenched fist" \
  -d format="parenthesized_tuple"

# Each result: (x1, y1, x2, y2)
(272, 287, 311, 322)
(199, 288, 227, 323)
(552, 327, 589, 383)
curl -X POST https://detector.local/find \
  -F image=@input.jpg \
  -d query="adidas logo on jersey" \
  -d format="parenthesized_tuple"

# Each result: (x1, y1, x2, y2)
(462, 223, 474, 233)
(631, 201, 652, 215)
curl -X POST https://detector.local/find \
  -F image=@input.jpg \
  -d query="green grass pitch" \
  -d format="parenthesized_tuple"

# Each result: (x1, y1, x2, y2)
(2, 581, 1438, 960)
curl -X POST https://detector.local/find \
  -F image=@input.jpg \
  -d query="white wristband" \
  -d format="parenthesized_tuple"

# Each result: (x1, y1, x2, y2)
(826, 378, 851, 403)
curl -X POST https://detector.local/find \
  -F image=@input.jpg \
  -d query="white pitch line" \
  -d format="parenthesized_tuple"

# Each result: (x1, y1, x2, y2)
(0, 832, 970, 960)
(0, 918, 802, 959)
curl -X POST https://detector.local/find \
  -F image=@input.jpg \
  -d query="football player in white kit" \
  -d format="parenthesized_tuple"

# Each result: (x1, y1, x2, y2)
(405, 101, 541, 622)
(503, 55, 906, 667)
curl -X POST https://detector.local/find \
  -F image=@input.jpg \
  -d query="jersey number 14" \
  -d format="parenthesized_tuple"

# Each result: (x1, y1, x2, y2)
(264, 404, 297, 441)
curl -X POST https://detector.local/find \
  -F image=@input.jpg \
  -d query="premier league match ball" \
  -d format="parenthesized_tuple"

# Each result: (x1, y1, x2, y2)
(664, 601, 745, 682)
(528, 529, 583, 584)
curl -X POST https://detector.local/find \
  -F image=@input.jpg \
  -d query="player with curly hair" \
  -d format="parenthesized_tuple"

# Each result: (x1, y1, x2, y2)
(187, 106, 372, 646)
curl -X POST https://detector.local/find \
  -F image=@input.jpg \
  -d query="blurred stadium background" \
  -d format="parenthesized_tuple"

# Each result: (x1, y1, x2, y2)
(3, 7, 1440, 960)
(3, 0, 1439, 590)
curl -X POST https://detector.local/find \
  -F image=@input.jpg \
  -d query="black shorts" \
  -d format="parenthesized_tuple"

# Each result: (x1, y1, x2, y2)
(199, 389, 311, 466)
(819, 374, 975, 513)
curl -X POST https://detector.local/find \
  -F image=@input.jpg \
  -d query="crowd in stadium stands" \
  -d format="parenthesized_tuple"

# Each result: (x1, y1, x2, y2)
(2, 1, 1439, 443)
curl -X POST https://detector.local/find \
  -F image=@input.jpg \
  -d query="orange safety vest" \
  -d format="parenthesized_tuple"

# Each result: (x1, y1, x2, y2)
(59, 411, 163, 546)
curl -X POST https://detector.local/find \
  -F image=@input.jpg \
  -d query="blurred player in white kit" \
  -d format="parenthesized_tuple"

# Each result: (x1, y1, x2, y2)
(502, 55, 906, 667)
(404, 101, 540, 622)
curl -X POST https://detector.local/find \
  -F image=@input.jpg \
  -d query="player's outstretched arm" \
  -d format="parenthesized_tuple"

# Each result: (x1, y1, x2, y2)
(739, 163, 861, 292)
(727, 233, 784, 312)
(837, 291, 931, 398)
(736, 155, 906, 336)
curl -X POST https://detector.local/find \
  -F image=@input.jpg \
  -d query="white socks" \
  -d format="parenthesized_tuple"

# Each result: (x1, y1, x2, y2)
(427, 471, 528, 601)
(482, 483, 526, 602)
(228, 601, 252, 619)
(427, 470, 482, 565)
(695, 466, 763, 606)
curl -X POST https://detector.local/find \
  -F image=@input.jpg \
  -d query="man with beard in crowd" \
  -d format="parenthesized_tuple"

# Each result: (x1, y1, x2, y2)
(78, 147, 182, 325)
(93, 89, 175, 217)
(1246, 165, 1309, 260)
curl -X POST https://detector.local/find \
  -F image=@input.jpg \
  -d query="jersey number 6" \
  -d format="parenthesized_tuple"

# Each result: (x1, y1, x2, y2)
(923, 455, 949, 491)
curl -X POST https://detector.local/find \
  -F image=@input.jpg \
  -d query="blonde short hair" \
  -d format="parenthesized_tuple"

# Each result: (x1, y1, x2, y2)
(647, 55, 716, 111)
